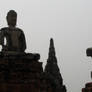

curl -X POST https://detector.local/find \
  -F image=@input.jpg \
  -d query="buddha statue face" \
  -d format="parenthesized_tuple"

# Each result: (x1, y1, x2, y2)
(6, 10, 17, 27)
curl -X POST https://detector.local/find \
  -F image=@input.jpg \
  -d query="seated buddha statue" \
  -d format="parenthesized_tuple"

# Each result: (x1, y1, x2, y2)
(0, 10, 26, 53)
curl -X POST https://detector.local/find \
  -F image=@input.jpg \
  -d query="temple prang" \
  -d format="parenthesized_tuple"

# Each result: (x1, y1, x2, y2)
(44, 38, 67, 92)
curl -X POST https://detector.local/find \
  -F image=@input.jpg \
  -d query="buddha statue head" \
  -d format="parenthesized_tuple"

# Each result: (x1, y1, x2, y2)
(6, 10, 17, 28)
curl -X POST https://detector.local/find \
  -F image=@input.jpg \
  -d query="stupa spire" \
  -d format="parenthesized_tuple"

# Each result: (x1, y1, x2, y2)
(47, 38, 57, 63)
(44, 38, 67, 92)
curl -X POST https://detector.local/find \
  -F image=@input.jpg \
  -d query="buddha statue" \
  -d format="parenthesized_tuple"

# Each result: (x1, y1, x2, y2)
(0, 10, 40, 60)
(0, 10, 26, 53)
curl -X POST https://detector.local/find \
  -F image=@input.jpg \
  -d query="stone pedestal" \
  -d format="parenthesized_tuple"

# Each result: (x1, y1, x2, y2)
(0, 53, 53, 92)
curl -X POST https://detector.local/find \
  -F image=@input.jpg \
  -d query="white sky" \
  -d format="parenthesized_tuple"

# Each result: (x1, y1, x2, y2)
(0, 0, 92, 92)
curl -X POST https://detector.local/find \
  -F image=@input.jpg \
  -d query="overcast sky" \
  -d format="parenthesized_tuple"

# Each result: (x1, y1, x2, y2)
(0, 0, 92, 92)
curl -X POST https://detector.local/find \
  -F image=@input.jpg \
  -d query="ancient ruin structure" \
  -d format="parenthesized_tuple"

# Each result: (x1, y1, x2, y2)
(82, 48, 92, 92)
(0, 10, 67, 92)
(44, 38, 67, 92)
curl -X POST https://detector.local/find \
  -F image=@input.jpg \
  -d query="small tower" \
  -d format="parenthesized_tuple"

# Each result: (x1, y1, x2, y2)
(44, 38, 67, 92)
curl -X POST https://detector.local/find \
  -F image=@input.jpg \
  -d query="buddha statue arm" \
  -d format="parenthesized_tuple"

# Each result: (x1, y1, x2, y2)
(19, 31, 26, 52)
(0, 31, 4, 46)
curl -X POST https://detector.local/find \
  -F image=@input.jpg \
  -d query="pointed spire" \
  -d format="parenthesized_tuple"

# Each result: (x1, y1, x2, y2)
(50, 38, 54, 49)
(48, 38, 57, 63)
(49, 38, 55, 56)
(44, 38, 67, 92)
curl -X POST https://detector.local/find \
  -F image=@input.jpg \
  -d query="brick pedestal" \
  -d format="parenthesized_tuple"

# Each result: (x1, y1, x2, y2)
(0, 53, 53, 92)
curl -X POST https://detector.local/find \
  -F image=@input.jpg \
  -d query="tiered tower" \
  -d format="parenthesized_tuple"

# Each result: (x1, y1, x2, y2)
(44, 38, 67, 92)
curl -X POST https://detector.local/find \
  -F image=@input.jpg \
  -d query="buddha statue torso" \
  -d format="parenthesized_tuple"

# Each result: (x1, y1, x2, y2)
(0, 27, 26, 52)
